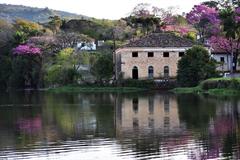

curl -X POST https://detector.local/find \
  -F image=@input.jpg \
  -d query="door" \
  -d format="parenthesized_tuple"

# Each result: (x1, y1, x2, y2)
(132, 66, 138, 79)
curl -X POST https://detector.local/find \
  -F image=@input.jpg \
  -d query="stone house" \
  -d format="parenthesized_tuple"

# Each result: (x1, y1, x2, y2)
(114, 33, 196, 80)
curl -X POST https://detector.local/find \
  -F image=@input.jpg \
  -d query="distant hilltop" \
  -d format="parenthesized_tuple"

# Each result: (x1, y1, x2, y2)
(0, 3, 89, 22)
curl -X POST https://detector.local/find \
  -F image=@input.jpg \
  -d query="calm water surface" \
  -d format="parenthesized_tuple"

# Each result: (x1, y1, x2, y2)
(0, 91, 240, 160)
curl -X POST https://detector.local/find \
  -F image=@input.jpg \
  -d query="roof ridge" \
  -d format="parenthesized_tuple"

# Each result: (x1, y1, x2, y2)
(122, 32, 196, 48)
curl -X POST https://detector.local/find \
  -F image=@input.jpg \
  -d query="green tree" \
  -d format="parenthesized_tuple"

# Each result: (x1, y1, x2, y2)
(177, 46, 217, 87)
(91, 54, 113, 83)
(48, 16, 62, 34)
(219, 6, 240, 72)
(45, 48, 81, 86)
(13, 19, 43, 44)
(125, 3, 162, 36)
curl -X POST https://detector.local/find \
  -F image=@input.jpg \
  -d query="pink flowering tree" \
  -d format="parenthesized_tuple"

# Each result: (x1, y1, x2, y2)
(12, 44, 43, 88)
(186, 4, 220, 43)
(210, 6, 240, 72)
(13, 44, 41, 56)
(235, 7, 240, 23)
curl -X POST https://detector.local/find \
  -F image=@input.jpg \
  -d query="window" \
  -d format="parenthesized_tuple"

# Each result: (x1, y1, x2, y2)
(164, 116, 170, 128)
(164, 98, 170, 113)
(163, 52, 169, 57)
(148, 52, 154, 57)
(148, 66, 154, 79)
(164, 66, 169, 78)
(132, 52, 138, 57)
(148, 97, 154, 114)
(148, 118, 154, 128)
(133, 118, 139, 129)
(179, 52, 185, 57)
(220, 57, 225, 62)
(132, 98, 139, 114)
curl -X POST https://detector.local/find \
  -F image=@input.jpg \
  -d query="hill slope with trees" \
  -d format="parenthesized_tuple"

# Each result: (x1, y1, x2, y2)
(0, 3, 88, 22)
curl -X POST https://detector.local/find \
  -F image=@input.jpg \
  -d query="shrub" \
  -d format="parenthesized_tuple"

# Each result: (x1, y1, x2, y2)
(177, 45, 217, 87)
(201, 78, 240, 90)
(121, 79, 155, 88)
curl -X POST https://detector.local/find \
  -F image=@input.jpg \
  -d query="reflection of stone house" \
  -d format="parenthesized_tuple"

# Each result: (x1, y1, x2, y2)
(114, 33, 196, 80)
(115, 94, 185, 136)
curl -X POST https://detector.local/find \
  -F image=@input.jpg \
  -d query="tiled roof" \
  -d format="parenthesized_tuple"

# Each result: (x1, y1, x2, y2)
(124, 33, 196, 48)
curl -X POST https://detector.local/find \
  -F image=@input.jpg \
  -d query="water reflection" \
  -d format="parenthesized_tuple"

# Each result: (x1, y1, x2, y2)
(0, 92, 239, 159)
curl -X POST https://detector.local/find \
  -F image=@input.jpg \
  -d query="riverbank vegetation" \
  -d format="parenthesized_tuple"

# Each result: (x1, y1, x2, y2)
(173, 78, 240, 96)
(48, 85, 147, 93)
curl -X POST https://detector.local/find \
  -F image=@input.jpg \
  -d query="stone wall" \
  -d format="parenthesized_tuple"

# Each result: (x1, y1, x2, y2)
(115, 47, 191, 80)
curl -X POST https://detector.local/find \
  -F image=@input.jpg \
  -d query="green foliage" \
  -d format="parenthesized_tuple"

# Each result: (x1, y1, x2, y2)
(0, 19, 14, 49)
(10, 56, 42, 89)
(173, 15, 188, 25)
(48, 16, 62, 34)
(91, 54, 113, 82)
(48, 85, 146, 93)
(62, 19, 109, 40)
(201, 78, 240, 90)
(45, 48, 81, 86)
(177, 94, 216, 129)
(124, 15, 161, 35)
(120, 79, 155, 88)
(177, 45, 217, 87)
(13, 19, 43, 44)
(0, 56, 12, 89)
(173, 78, 240, 96)
(183, 32, 197, 41)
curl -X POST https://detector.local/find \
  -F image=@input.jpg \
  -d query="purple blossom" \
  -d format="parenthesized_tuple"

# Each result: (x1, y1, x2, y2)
(236, 7, 240, 14)
(235, 7, 240, 23)
(209, 36, 239, 53)
(187, 5, 220, 26)
(13, 44, 41, 56)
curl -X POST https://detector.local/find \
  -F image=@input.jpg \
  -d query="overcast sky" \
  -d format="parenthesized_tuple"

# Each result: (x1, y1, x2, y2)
(0, 0, 207, 19)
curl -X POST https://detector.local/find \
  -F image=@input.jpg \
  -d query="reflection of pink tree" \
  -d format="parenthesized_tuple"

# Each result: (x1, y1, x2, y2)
(188, 116, 236, 160)
(17, 115, 42, 134)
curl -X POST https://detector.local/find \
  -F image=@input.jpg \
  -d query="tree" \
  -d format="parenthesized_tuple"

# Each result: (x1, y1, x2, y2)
(186, 4, 220, 43)
(11, 44, 43, 88)
(48, 16, 62, 34)
(56, 32, 92, 50)
(125, 3, 162, 36)
(217, 6, 240, 72)
(13, 19, 44, 44)
(0, 19, 14, 50)
(177, 46, 217, 87)
(91, 54, 113, 83)
(45, 48, 82, 86)
(202, 1, 219, 8)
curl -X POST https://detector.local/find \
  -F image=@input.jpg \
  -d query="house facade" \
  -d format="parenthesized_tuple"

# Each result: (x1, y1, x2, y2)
(210, 48, 240, 72)
(114, 33, 196, 80)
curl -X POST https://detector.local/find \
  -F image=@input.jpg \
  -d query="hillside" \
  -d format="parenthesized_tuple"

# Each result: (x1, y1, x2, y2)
(62, 19, 112, 40)
(0, 3, 88, 22)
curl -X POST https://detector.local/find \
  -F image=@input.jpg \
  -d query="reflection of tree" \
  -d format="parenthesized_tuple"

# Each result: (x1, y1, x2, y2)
(186, 97, 240, 160)
(42, 93, 115, 139)
(177, 94, 216, 130)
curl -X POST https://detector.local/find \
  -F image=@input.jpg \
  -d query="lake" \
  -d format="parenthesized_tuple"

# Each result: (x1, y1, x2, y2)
(0, 91, 239, 160)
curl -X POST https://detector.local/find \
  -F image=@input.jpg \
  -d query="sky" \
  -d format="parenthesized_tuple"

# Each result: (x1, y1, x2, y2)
(0, 0, 207, 19)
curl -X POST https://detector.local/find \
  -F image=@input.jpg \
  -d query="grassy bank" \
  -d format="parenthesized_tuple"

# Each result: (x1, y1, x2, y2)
(48, 85, 148, 93)
(173, 77, 240, 96)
